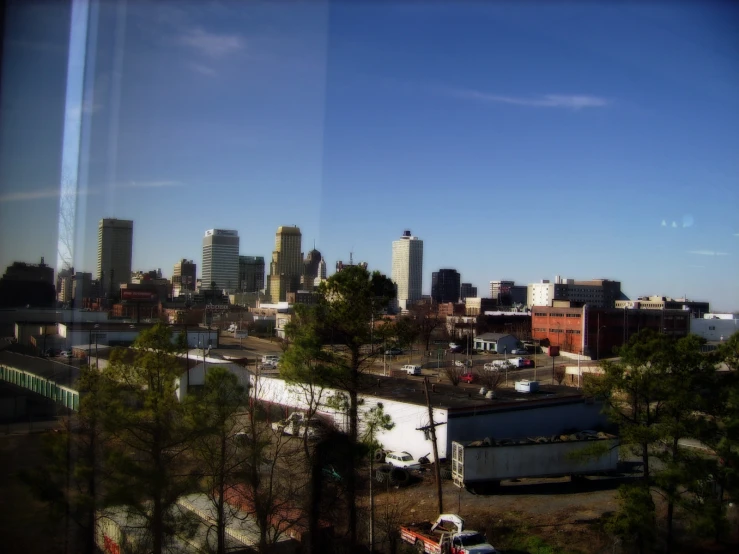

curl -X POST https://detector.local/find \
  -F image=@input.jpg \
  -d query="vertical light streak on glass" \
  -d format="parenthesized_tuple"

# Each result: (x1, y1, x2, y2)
(56, 0, 90, 273)
(73, 0, 100, 272)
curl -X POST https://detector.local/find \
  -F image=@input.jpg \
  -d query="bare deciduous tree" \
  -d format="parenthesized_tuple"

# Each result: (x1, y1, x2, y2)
(443, 363, 468, 386)
(554, 365, 566, 385)
(479, 369, 503, 394)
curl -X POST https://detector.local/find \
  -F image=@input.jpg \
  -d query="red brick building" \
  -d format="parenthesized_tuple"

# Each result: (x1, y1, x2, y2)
(532, 305, 691, 359)
(437, 302, 466, 317)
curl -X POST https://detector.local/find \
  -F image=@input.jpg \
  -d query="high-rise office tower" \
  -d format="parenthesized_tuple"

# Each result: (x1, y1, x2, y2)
(57, 266, 75, 304)
(72, 272, 93, 304)
(391, 229, 423, 311)
(302, 248, 322, 289)
(173, 259, 197, 297)
(490, 280, 515, 303)
(97, 218, 133, 294)
(202, 229, 239, 293)
(431, 269, 461, 303)
(267, 226, 302, 302)
(460, 283, 477, 300)
(239, 256, 265, 292)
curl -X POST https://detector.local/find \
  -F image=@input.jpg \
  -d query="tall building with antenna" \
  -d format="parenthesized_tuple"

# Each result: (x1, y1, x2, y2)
(302, 243, 323, 290)
(391, 229, 423, 311)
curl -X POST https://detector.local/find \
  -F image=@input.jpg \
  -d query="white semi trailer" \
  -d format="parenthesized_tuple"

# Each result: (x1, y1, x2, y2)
(451, 431, 619, 493)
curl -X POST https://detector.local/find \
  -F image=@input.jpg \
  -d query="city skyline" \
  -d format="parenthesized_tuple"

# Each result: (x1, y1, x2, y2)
(1, 2, 738, 309)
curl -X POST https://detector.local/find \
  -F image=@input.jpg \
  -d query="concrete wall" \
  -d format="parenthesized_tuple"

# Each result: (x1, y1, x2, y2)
(251, 375, 449, 462)
(62, 327, 218, 349)
(177, 362, 251, 401)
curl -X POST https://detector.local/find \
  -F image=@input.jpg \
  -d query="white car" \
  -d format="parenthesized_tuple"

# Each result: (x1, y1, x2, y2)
(385, 451, 421, 470)
(59, 350, 73, 358)
(455, 360, 472, 368)
(511, 348, 528, 355)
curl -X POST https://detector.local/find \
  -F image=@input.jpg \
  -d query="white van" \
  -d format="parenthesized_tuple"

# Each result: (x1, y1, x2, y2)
(402, 364, 422, 375)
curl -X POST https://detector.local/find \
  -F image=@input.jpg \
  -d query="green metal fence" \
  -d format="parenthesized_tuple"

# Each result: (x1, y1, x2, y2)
(0, 365, 79, 411)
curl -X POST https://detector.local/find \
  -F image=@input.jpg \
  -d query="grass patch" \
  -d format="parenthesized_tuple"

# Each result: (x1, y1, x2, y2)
(505, 534, 563, 554)
(471, 511, 604, 554)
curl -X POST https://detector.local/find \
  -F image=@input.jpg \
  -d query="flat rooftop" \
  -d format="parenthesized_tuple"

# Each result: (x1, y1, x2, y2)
(352, 373, 585, 412)
(61, 322, 216, 331)
(0, 350, 81, 388)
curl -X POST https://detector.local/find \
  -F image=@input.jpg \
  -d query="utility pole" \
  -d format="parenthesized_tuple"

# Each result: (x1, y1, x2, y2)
(423, 377, 443, 514)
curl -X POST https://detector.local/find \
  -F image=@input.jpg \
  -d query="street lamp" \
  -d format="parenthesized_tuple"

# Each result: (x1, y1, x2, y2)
(88, 324, 100, 369)
(504, 347, 508, 387)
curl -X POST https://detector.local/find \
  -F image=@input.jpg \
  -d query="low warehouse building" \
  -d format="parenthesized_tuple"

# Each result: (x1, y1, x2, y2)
(253, 373, 610, 464)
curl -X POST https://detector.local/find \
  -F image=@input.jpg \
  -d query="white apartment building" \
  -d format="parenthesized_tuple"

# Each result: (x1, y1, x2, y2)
(528, 281, 555, 307)
(202, 229, 239, 294)
(391, 229, 423, 311)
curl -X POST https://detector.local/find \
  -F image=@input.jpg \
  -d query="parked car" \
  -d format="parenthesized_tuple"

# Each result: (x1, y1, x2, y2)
(460, 372, 478, 384)
(385, 348, 403, 356)
(455, 359, 472, 368)
(522, 358, 534, 368)
(484, 361, 510, 372)
(385, 451, 421, 470)
(59, 350, 73, 358)
(511, 348, 528, 355)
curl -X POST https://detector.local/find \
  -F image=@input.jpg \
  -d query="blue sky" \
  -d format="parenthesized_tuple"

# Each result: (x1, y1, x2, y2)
(1, 0, 738, 310)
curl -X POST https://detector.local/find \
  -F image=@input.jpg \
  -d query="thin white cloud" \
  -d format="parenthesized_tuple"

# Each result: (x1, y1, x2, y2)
(180, 28, 244, 58)
(661, 220, 667, 227)
(449, 88, 609, 109)
(190, 62, 217, 77)
(671, 221, 678, 228)
(687, 250, 729, 256)
(0, 188, 94, 202)
(734, 233, 739, 237)
(0, 189, 61, 202)
(682, 214, 694, 228)
(120, 180, 182, 189)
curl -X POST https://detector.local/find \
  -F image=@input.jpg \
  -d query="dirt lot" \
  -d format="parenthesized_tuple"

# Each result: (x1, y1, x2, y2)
(3, 426, 738, 554)
(372, 468, 739, 554)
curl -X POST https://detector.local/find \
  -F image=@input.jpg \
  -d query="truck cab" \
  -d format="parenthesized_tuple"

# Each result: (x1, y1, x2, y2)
(401, 513, 497, 554)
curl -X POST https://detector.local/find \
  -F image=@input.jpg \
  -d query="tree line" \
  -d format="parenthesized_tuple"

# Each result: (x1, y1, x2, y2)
(585, 330, 739, 552)
(22, 265, 407, 554)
